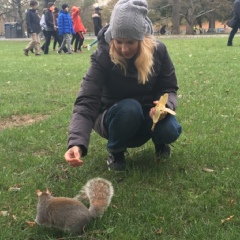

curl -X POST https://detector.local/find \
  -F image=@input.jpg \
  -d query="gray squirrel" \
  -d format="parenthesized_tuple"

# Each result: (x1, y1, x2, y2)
(35, 178, 114, 234)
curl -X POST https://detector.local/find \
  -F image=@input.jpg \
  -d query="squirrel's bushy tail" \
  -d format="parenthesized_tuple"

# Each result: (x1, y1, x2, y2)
(76, 178, 114, 218)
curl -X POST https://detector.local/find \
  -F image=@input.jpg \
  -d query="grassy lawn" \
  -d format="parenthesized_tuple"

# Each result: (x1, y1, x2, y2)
(0, 36, 240, 240)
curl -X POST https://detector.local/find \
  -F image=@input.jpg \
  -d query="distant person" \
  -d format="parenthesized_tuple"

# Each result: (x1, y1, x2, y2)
(193, 26, 197, 34)
(71, 6, 87, 52)
(160, 25, 166, 35)
(53, 7, 60, 51)
(227, 0, 240, 46)
(40, 8, 47, 51)
(57, 4, 75, 54)
(44, 2, 58, 54)
(87, 7, 102, 50)
(24, 0, 41, 56)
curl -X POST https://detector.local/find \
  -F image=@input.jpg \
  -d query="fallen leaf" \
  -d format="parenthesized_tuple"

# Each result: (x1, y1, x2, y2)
(156, 227, 163, 235)
(26, 221, 36, 227)
(202, 168, 214, 173)
(221, 215, 234, 224)
(230, 199, 235, 207)
(8, 187, 21, 192)
(12, 215, 17, 221)
(0, 211, 9, 216)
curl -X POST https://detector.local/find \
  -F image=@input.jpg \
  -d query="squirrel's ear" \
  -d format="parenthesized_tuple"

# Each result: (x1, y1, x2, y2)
(46, 188, 51, 194)
(36, 190, 42, 196)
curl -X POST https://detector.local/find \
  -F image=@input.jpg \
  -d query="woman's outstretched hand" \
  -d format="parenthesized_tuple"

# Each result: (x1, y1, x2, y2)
(64, 146, 83, 167)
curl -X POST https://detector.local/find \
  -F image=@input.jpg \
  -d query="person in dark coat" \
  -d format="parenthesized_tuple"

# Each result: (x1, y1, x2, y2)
(57, 4, 74, 54)
(64, 0, 182, 171)
(53, 7, 60, 51)
(227, 0, 240, 46)
(87, 7, 103, 50)
(160, 25, 166, 35)
(24, 0, 41, 56)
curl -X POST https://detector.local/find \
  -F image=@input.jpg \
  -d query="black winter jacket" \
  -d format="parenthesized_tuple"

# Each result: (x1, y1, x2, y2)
(26, 9, 41, 34)
(68, 26, 179, 156)
(234, 0, 240, 18)
(45, 10, 56, 31)
(229, 0, 240, 28)
(92, 13, 102, 36)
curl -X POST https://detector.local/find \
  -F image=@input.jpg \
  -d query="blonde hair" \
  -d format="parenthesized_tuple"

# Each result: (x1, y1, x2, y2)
(109, 36, 157, 84)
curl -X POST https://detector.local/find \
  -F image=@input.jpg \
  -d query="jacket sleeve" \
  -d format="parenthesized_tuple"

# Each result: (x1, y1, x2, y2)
(70, 16, 75, 34)
(79, 17, 86, 34)
(26, 11, 33, 33)
(40, 14, 46, 30)
(58, 14, 63, 35)
(235, 1, 240, 18)
(68, 54, 106, 156)
(45, 11, 54, 28)
(155, 42, 179, 110)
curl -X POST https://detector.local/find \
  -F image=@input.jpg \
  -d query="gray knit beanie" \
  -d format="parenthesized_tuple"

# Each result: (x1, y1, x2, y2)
(105, 0, 153, 43)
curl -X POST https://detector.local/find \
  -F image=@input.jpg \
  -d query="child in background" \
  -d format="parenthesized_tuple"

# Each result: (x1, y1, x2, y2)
(57, 4, 74, 54)
(71, 6, 87, 52)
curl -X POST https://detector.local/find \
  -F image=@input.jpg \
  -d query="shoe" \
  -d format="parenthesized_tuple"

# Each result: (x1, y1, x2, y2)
(87, 44, 91, 51)
(57, 49, 62, 54)
(107, 152, 126, 171)
(227, 43, 232, 46)
(23, 49, 29, 56)
(67, 52, 72, 54)
(154, 144, 171, 161)
(35, 53, 41, 56)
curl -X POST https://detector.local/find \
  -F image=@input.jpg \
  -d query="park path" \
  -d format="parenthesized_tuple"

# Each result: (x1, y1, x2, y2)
(1, 33, 238, 41)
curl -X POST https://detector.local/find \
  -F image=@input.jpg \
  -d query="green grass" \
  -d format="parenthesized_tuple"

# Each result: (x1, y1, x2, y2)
(0, 36, 240, 239)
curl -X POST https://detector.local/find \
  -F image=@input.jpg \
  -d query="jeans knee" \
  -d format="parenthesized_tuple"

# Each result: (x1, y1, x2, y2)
(153, 116, 182, 144)
(121, 98, 142, 113)
(105, 99, 144, 129)
(166, 124, 182, 143)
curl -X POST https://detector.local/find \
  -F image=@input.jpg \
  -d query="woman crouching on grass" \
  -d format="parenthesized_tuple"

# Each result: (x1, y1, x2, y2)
(64, 0, 182, 171)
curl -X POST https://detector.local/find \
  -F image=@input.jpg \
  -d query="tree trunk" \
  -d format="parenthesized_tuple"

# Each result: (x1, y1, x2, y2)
(172, 0, 180, 34)
(186, 22, 195, 35)
(16, 0, 24, 37)
(185, 10, 195, 35)
(208, 11, 216, 33)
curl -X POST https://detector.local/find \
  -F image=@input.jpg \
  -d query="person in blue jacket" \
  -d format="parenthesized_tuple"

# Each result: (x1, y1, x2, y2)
(58, 4, 75, 54)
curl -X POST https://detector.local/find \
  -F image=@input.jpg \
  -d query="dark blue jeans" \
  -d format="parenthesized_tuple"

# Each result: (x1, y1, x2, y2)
(103, 99, 182, 153)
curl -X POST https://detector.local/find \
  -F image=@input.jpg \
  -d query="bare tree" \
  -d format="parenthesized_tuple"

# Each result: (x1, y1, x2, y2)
(172, 0, 180, 34)
(0, 0, 28, 21)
